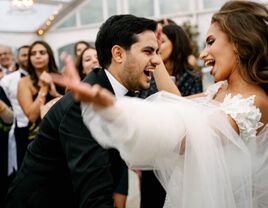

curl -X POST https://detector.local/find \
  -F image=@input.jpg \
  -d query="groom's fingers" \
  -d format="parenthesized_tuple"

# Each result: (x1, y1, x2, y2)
(72, 83, 95, 103)
(95, 87, 114, 107)
(72, 83, 114, 107)
(50, 73, 67, 87)
(62, 54, 80, 82)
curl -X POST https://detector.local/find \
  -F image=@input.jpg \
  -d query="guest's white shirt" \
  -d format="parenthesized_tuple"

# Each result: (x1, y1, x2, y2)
(0, 64, 15, 76)
(0, 68, 29, 127)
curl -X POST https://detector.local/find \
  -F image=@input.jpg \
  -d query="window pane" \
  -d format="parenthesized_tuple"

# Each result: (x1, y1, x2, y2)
(108, 0, 117, 17)
(57, 43, 75, 71)
(128, 0, 154, 17)
(203, 0, 226, 9)
(79, 1, 103, 25)
(160, 0, 190, 15)
(57, 14, 76, 29)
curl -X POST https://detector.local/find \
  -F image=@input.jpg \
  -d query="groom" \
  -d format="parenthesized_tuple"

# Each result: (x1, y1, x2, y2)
(6, 14, 161, 208)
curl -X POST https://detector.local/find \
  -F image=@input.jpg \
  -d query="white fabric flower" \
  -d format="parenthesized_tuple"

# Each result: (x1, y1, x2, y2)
(205, 81, 263, 142)
(221, 94, 263, 142)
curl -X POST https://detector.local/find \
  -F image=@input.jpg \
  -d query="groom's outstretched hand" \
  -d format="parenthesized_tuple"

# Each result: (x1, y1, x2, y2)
(50, 53, 115, 107)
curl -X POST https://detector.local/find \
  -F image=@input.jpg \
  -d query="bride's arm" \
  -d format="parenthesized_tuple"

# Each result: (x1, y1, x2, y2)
(153, 60, 205, 99)
(82, 97, 186, 169)
(153, 26, 181, 96)
(153, 59, 181, 96)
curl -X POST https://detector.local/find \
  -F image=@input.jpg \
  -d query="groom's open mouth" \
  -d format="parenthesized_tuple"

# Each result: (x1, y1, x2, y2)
(144, 68, 154, 80)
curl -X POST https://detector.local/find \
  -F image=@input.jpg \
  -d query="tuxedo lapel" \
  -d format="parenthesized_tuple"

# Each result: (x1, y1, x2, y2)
(82, 68, 126, 188)
(83, 68, 115, 95)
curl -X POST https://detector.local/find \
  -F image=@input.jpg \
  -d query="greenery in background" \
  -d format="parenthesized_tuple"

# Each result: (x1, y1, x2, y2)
(181, 21, 199, 58)
(181, 21, 202, 70)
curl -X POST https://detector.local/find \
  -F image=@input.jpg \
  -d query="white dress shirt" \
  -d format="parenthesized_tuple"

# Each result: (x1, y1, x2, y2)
(105, 69, 128, 100)
(0, 68, 29, 127)
(1, 68, 29, 174)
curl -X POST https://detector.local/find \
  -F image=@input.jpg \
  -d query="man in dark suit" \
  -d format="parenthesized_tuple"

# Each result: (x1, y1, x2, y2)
(0, 86, 13, 208)
(6, 14, 161, 208)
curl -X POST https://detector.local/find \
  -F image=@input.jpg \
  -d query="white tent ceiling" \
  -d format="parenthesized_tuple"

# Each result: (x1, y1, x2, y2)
(0, 0, 75, 32)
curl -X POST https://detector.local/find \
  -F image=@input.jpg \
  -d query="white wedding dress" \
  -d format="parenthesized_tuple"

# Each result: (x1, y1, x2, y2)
(81, 81, 268, 208)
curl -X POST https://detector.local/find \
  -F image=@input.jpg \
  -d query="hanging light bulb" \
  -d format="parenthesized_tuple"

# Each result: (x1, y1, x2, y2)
(11, 0, 35, 11)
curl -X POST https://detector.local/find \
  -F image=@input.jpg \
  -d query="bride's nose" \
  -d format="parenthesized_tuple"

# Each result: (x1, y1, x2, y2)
(199, 48, 208, 60)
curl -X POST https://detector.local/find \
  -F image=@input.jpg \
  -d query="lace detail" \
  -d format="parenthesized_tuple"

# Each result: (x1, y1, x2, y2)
(221, 94, 263, 142)
(204, 81, 263, 142)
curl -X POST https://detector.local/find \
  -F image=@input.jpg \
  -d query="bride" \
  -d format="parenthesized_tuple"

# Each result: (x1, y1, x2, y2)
(52, 1, 268, 207)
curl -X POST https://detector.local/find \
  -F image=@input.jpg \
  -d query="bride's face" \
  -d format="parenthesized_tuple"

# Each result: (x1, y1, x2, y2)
(200, 23, 237, 82)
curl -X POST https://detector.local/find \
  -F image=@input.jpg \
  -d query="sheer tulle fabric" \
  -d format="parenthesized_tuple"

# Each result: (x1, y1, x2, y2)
(82, 91, 268, 208)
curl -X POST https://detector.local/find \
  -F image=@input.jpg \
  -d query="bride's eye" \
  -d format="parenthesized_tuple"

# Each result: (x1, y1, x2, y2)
(207, 38, 215, 46)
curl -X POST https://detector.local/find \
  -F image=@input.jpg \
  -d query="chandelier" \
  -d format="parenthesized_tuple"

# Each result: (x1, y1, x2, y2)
(11, 0, 35, 11)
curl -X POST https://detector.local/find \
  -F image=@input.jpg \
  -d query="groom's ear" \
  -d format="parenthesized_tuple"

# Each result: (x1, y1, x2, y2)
(111, 45, 125, 64)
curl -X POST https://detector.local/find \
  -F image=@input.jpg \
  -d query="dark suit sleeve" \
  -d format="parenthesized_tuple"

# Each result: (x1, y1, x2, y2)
(56, 94, 114, 207)
(0, 86, 11, 107)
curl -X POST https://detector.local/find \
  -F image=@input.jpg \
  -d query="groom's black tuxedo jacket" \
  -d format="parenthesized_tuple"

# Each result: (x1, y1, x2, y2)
(6, 68, 126, 208)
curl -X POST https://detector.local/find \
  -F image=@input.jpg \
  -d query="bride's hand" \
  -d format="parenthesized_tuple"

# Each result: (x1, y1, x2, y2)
(50, 53, 115, 108)
(155, 23, 162, 49)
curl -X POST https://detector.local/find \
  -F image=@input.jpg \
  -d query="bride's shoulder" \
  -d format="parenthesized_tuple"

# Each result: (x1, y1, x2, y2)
(254, 91, 268, 125)
(220, 89, 265, 141)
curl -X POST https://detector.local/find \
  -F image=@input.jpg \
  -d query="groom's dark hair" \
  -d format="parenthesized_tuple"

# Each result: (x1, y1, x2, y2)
(95, 14, 157, 69)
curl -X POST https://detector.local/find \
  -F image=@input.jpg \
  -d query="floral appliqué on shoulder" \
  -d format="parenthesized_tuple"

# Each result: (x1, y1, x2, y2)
(204, 81, 263, 142)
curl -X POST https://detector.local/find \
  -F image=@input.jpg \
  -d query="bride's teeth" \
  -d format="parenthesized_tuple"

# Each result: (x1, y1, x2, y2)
(205, 60, 214, 66)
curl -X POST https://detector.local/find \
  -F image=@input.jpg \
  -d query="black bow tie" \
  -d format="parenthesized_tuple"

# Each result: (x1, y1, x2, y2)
(21, 72, 26, 77)
(125, 91, 137, 97)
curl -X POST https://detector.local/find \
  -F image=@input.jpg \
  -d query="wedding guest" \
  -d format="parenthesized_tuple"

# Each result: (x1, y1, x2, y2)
(16, 41, 63, 168)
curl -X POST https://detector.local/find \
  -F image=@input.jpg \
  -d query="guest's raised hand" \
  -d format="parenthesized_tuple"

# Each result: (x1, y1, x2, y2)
(39, 71, 52, 85)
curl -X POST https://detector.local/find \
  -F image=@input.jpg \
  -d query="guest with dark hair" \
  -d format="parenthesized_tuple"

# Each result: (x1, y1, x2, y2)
(16, 41, 63, 168)
(76, 47, 99, 80)
(74, 40, 90, 61)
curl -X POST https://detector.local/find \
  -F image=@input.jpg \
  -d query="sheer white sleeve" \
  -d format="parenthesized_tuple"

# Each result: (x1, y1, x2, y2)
(81, 92, 187, 169)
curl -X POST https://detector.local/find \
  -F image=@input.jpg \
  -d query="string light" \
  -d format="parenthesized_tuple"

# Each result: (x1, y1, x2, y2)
(49, 15, 55, 21)
(36, 5, 62, 36)
(37, 29, 44, 36)
(46, 21, 51, 26)
(11, 0, 35, 10)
